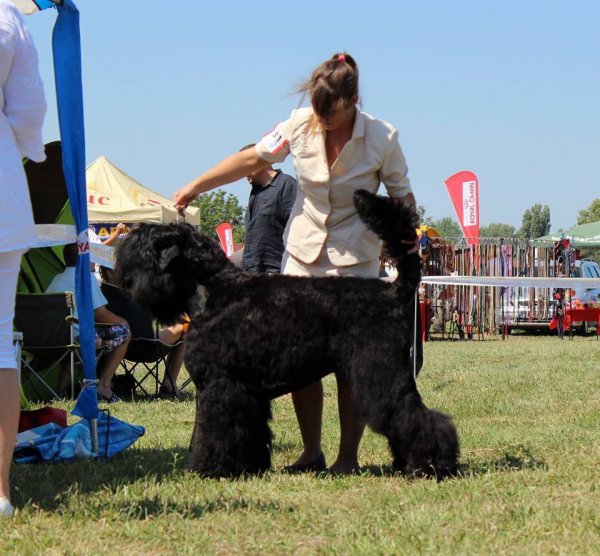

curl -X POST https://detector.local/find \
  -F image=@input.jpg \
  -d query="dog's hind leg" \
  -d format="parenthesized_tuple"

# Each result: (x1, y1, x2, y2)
(345, 350, 459, 479)
(188, 379, 272, 478)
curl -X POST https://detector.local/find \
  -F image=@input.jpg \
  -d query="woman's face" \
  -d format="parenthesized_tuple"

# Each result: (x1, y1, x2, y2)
(316, 100, 356, 131)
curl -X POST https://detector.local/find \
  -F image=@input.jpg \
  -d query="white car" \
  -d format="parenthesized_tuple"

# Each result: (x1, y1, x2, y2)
(569, 259, 600, 334)
(571, 260, 600, 305)
(496, 260, 600, 334)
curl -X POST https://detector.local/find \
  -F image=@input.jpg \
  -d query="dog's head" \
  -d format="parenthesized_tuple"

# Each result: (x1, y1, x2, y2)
(396, 407, 460, 481)
(114, 223, 230, 324)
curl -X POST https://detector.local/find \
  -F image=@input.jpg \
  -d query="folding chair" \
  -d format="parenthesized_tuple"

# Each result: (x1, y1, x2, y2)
(14, 292, 113, 402)
(13, 291, 79, 402)
(100, 283, 184, 396)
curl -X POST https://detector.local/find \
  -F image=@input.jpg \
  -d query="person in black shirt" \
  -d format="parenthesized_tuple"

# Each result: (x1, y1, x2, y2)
(239, 143, 297, 273)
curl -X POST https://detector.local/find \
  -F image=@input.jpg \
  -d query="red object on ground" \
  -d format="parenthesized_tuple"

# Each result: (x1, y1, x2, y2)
(18, 407, 67, 432)
(549, 306, 600, 334)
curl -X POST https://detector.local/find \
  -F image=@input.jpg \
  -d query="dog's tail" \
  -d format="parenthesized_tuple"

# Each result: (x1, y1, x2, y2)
(353, 189, 421, 293)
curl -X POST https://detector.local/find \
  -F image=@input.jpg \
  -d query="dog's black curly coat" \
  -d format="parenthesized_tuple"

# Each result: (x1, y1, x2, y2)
(114, 189, 460, 479)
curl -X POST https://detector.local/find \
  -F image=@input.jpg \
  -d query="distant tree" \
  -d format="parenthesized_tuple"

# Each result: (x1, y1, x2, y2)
(577, 198, 600, 225)
(480, 222, 516, 238)
(428, 217, 463, 238)
(191, 190, 246, 243)
(417, 205, 427, 223)
(519, 204, 551, 239)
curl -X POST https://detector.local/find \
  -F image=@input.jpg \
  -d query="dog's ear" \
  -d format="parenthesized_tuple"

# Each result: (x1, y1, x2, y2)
(158, 244, 181, 271)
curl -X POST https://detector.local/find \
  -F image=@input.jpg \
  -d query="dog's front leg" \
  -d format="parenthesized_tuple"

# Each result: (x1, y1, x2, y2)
(188, 379, 273, 478)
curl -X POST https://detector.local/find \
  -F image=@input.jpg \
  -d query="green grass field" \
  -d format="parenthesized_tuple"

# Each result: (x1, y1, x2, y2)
(3, 336, 599, 554)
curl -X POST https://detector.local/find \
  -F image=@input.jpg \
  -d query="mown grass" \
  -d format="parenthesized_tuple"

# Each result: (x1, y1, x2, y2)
(3, 336, 599, 555)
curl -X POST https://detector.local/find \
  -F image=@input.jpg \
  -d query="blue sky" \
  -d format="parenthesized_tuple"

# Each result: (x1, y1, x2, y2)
(24, 1, 599, 231)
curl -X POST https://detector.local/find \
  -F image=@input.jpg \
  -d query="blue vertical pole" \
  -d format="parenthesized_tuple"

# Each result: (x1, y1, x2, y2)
(51, 0, 99, 424)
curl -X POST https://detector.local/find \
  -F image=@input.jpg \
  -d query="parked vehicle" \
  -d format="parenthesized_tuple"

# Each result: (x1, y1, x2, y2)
(568, 259, 600, 334)
(571, 260, 600, 304)
(496, 259, 600, 334)
(497, 288, 552, 333)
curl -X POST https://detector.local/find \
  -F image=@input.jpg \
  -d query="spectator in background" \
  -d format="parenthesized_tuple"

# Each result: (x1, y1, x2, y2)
(98, 265, 189, 398)
(0, 0, 47, 518)
(89, 223, 129, 280)
(89, 222, 129, 247)
(46, 244, 131, 403)
(239, 144, 297, 274)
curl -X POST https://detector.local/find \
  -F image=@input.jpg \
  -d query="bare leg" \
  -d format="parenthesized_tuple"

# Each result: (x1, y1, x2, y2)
(165, 344, 185, 384)
(0, 251, 22, 514)
(157, 324, 184, 346)
(0, 370, 19, 503)
(290, 381, 323, 465)
(158, 325, 185, 395)
(330, 374, 364, 473)
(97, 332, 131, 399)
(161, 344, 185, 396)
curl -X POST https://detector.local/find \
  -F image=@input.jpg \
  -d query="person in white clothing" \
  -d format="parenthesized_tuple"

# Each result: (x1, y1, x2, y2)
(0, 0, 47, 517)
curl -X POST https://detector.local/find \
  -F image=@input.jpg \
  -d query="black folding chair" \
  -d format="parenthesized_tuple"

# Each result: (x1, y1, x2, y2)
(14, 291, 79, 402)
(101, 283, 184, 396)
(14, 291, 116, 402)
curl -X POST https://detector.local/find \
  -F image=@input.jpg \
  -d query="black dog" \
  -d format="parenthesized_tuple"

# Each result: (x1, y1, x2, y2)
(114, 190, 459, 479)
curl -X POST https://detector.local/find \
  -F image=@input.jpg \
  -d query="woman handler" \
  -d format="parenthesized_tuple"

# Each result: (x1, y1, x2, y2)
(174, 52, 417, 474)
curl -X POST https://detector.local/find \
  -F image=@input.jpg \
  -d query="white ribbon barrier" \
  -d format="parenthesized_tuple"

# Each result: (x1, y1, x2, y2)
(33, 225, 597, 284)
(32, 224, 75, 247)
(421, 275, 600, 289)
(89, 242, 114, 269)
(34, 224, 115, 268)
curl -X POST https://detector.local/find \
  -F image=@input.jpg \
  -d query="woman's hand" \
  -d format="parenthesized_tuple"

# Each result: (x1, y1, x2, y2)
(174, 182, 200, 215)
(115, 222, 128, 235)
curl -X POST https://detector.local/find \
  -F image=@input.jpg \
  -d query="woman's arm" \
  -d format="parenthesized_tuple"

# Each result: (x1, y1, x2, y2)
(102, 223, 128, 246)
(174, 146, 270, 213)
(93, 305, 128, 326)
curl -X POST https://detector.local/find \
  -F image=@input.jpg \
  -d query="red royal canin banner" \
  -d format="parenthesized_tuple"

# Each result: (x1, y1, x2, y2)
(444, 170, 480, 245)
(216, 222, 235, 258)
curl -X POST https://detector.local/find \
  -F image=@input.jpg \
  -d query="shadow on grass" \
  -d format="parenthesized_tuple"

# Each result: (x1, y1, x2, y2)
(113, 493, 289, 519)
(460, 445, 547, 477)
(311, 444, 546, 480)
(11, 442, 547, 513)
(12, 445, 299, 517)
(111, 390, 196, 404)
(12, 446, 190, 511)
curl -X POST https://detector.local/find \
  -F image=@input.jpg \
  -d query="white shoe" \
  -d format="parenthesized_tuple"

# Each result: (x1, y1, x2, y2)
(0, 496, 14, 517)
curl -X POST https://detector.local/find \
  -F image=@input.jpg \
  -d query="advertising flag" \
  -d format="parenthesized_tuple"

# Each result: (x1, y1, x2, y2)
(444, 171, 480, 245)
(216, 222, 234, 258)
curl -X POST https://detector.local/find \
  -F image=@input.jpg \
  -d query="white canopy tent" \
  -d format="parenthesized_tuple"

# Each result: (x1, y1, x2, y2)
(86, 156, 200, 228)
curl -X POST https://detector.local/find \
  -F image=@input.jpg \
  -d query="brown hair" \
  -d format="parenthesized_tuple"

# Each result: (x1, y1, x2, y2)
(98, 265, 114, 282)
(297, 52, 359, 119)
(63, 243, 79, 267)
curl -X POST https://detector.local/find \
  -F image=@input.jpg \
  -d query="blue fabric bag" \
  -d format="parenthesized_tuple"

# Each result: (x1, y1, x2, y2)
(14, 413, 144, 464)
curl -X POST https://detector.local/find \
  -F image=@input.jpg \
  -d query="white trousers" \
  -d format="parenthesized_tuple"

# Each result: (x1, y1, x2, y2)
(0, 250, 24, 370)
